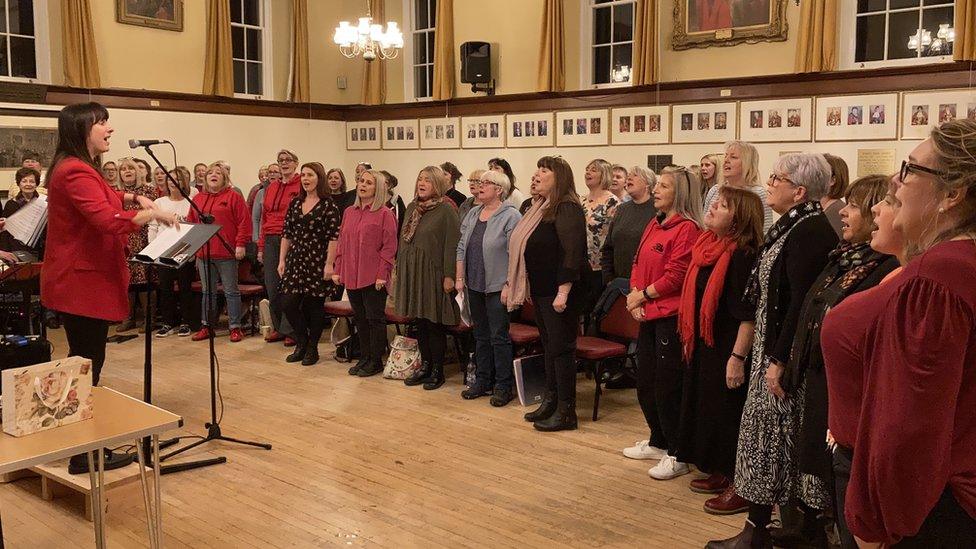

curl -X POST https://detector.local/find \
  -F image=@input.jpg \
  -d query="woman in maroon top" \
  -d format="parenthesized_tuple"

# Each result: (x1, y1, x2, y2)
(623, 167, 702, 480)
(828, 120, 976, 547)
(258, 149, 302, 344)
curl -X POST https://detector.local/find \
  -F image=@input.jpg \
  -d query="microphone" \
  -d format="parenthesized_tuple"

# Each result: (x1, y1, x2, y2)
(128, 138, 169, 148)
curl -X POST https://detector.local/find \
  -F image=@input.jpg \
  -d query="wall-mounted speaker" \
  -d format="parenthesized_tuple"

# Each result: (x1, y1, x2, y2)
(460, 41, 491, 84)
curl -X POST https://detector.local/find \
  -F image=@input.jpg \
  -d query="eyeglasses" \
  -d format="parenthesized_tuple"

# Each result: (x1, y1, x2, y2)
(277, 157, 296, 164)
(900, 160, 945, 182)
(467, 178, 481, 184)
(768, 173, 797, 187)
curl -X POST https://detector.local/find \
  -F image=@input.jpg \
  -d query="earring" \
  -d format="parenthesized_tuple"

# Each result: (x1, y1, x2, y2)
(939, 207, 945, 214)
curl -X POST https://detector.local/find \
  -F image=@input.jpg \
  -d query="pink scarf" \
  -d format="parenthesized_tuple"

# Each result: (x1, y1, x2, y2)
(505, 197, 548, 311)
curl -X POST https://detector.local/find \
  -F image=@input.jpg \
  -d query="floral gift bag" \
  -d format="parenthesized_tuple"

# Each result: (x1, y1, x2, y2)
(383, 335, 420, 380)
(2, 356, 94, 437)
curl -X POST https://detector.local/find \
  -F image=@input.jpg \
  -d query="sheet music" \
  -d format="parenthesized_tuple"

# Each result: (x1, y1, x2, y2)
(134, 222, 187, 261)
(3, 195, 47, 247)
(132, 222, 221, 268)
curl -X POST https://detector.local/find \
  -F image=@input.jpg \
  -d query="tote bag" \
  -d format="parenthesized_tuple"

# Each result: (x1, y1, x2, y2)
(383, 335, 420, 380)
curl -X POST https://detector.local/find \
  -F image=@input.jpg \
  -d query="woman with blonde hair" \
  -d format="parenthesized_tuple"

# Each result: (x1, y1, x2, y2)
(395, 166, 461, 390)
(334, 169, 398, 376)
(581, 159, 619, 320)
(116, 156, 158, 332)
(700, 153, 723, 196)
(703, 141, 773, 232)
(151, 166, 197, 338)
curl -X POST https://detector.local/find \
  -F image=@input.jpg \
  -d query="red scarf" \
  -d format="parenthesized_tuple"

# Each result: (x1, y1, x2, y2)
(678, 231, 737, 362)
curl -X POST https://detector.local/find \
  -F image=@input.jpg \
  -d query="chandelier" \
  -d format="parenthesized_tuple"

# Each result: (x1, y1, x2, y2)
(908, 23, 955, 56)
(333, 1, 404, 61)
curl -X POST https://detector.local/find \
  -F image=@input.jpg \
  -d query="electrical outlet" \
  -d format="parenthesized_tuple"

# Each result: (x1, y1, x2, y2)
(337, 76, 347, 90)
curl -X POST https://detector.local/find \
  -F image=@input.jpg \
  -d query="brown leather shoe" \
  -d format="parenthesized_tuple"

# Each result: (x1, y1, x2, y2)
(704, 485, 749, 515)
(690, 473, 729, 494)
(705, 520, 772, 549)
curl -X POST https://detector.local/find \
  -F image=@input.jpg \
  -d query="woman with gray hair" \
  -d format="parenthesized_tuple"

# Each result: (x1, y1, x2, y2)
(708, 153, 839, 548)
(455, 169, 522, 406)
(601, 165, 658, 285)
(703, 141, 774, 233)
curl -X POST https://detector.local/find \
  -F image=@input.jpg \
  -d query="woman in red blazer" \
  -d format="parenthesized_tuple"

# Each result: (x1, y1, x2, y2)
(41, 102, 176, 385)
(624, 166, 703, 481)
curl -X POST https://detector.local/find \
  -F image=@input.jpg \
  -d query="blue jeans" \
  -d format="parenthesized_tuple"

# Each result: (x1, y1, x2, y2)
(467, 289, 513, 391)
(197, 258, 242, 329)
(262, 235, 292, 335)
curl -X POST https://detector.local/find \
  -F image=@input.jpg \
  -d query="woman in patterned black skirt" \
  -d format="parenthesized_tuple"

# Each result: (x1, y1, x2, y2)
(278, 162, 341, 366)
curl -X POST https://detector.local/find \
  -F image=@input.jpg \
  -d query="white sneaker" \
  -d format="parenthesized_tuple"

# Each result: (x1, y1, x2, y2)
(648, 455, 690, 480)
(622, 440, 667, 460)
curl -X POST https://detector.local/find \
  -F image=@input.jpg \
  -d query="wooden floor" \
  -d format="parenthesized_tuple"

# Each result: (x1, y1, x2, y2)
(1, 328, 742, 548)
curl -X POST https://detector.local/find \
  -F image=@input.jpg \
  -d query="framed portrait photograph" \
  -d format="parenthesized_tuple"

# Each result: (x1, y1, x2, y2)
(815, 94, 899, 141)
(346, 121, 381, 151)
(672, 0, 789, 50)
(116, 0, 184, 32)
(555, 109, 609, 147)
(419, 117, 460, 149)
(0, 124, 58, 169)
(460, 115, 505, 149)
(738, 98, 813, 143)
(506, 112, 554, 148)
(901, 89, 976, 140)
(381, 119, 420, 150)
(671, 102, 737, 144)
(611, 106, 671, 145)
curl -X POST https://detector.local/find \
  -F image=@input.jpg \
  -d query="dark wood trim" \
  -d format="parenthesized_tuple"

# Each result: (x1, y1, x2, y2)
(0, 62, 969, 123)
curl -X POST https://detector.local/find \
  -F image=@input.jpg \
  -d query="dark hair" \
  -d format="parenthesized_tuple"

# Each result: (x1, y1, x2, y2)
(718, 186, 764, 252)
(15, 167, 40, 188)
(536, 156, 580, 222)
(381, 169, 398, 189)
(46, 102, 110, 186)
(326, 168, 347, 194)
(357, 161, 372, 170)
(823, 153, 850, 200)
(21, 152, 38, 163)
(133, 158, 153, 183)
(194, 163, 207, 171)
(488, 157, 517, 188)
(845, 175, 889, 236)
(440, 162, 462, 185)
(299, 162, 330, 200)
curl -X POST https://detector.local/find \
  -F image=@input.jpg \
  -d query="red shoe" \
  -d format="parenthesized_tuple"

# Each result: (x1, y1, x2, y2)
(704, 485, 749, 515)
(284, 337, 297, 347)
(690, 473, 729, 494)
(265, 331, 285, 343)
(190, 327, 212, 342)
(229, 328, 244, 343)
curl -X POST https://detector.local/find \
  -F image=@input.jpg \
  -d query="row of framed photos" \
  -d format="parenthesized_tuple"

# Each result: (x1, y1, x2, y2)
(345, 88, 976, 150)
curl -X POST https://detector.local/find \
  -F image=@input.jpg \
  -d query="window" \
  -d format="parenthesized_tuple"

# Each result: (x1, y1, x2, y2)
(230, 0, 272, 98)
(411, 0, 436, 100)
(0, 0, 50, 83)
(588, 0, 635, 86)
(848, 0, 955, 68)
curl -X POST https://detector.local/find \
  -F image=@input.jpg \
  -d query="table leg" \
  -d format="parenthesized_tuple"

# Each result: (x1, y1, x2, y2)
(153, 434, 162, 546)
(97, 449, 106, 548)
(136, 440, 158, 548)
(86, 451, 105, 549)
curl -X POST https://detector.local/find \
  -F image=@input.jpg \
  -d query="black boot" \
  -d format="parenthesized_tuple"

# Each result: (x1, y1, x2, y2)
(404, 361, 432, 386)
(533, 401, 578, 432)
(301, 346, 320, 366)
(422, 363, 445, 390)
(705, 520, 772, 549)
(523, 390, 557, 422)
(286, 343, 307, 363)
(348, 355, 370, 375)
(357, 358, 384, 377)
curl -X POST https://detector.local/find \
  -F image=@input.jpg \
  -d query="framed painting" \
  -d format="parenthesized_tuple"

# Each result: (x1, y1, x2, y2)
(420, 117, 460, 149)
(671, 102, 737, 144)
(611, 106, 671, 145)
(901, 89, 976, 140)
(116, 0, 184, 32)
(555, 109, 609, 147)
(672, 0, 789, 50)
(346, 121, 381, 151)
(460, 115, 506, 149)
(506, 113, 554, 148)
(381, 120, 420, 150)
(738, 98, 813, 143)
(814, 94, 899, 142)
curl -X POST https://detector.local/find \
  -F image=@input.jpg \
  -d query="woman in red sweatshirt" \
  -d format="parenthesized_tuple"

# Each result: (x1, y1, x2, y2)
(188, 162, 251, 342)
(623, 166, 703, 481)
(258, 149, 302, 343)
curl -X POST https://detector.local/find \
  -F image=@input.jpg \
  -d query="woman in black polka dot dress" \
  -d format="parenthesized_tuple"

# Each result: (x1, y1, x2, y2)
(278, 162, 341, 366)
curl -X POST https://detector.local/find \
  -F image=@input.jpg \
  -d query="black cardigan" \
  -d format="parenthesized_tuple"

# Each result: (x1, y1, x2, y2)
(761, 213, 839, 365)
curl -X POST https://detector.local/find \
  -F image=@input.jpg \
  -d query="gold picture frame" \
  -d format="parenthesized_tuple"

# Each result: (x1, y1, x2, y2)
(672, 0, 788, 50)
(116, 0, 184, 32)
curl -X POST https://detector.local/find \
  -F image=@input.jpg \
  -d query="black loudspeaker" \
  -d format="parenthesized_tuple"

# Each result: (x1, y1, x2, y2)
(460, 41, 491, 84)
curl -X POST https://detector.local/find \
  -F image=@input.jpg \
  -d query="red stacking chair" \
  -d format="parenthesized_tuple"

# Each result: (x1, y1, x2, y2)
(509, 301, 541, 356)
(575, 298, 639, 421)
(323, 300, 354, 319)
(237, 259, 266, 335)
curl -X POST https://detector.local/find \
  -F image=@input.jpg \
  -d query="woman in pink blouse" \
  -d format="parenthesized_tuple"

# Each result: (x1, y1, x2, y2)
(333, 169, 398, 377)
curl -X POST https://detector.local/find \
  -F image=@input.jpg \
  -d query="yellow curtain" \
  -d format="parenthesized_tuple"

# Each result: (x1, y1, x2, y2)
(361, 0, 387, 105)
(956, 0, 976, 61)
(432, 0, 455, 100)
(287, 0, 310, 102)
(61, 0, 100, 88)
(794, 0, 838, 73)
(203, 0, 234, 97)
(537, 0, 565, 92)
(632, 0, 658, 86)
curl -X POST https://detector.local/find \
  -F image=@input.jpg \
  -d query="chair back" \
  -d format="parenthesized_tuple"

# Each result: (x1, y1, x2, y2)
(519, 301, 537, 324)
(600, 298, 639, 340)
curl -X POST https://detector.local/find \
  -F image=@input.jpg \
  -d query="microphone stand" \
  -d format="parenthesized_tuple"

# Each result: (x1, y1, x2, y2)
(139, 144, 271, 476)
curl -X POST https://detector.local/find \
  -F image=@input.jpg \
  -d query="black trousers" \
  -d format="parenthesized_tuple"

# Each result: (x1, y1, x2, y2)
(416, 318, 448, 366)
(348, 285, 388, 363)
(636, 315, 683, 453)
(158, 263, 196, 328)
(534, 296, 581, 405)
(894, 487, 976, 547)
(833, 445, 857, 549)
(282, 293, 326, 348)
(62, 313, 110, 386)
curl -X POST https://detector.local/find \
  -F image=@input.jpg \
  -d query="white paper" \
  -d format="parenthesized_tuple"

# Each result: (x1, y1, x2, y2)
(134, 223, 186, 261)
(455, 289, 471, 327)
(3, 195, 47, 247)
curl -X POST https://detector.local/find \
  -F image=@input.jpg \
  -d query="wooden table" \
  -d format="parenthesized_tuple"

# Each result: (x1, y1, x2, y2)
(0, 387, 182, 548)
